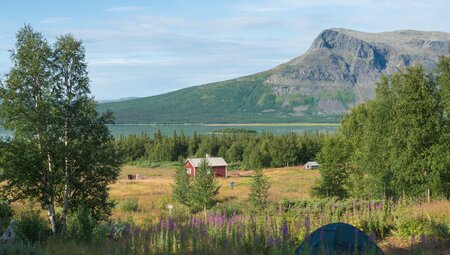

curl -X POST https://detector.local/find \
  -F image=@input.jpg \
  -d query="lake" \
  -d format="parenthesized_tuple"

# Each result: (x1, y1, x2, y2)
(0, 123, 339, 137)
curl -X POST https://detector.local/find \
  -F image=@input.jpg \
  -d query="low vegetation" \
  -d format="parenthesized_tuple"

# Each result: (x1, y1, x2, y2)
(3, 167, 449, 254)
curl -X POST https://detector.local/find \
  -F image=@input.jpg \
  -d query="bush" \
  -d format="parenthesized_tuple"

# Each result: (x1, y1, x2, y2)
(0, 200, 13, 233)
(119, 198, 139, 212)
(15, 210, 49, 244)
(215, 202, 242, 217)
(395, 216, 450, 239)
(66, 207, 96, 243)
(93, 221, 132, 240)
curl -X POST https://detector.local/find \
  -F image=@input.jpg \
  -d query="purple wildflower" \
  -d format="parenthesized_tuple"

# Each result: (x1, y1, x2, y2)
(109, 224, 116, 238)
(223, 239, 228, 248)
(305, 215, 311, 235)
(133, 226, 141, 237)
(168, 218, 175, 231)
(160, 218, 165, 230)
(376, 203, 383, 210)
(369, 231, 376, 242)
(268, 237, 281, 246)
(420, 233, 426, 243)
(280, 219, 289, 238)
(124, 223, 131, 235)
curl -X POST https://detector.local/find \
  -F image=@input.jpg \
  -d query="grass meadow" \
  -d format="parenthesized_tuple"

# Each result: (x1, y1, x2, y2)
(4, 165, 450, 255)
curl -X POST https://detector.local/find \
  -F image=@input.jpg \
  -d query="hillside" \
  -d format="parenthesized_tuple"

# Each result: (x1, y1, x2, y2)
(98, 28, 450, 124)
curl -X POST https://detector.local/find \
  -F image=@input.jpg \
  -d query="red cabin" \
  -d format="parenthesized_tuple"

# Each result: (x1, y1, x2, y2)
(184, 156, 228, 177)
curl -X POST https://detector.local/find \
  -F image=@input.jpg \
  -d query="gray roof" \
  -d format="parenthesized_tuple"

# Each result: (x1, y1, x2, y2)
(305, 161, 319, 166)
(186, 157, 228, 167)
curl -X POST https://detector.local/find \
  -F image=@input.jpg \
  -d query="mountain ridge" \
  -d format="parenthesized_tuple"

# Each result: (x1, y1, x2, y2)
(98, 28, 450, 124)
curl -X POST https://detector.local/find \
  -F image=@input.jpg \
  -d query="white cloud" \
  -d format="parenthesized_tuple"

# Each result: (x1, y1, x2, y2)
(23, 0, 449, 99)
(90, 56, 187, 67)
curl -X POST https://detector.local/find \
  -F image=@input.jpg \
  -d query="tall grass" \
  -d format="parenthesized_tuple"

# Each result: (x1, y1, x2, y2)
(31, 198, 449, 254)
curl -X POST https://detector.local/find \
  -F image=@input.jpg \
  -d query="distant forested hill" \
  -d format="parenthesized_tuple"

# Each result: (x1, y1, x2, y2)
(97, 28, 450, 124)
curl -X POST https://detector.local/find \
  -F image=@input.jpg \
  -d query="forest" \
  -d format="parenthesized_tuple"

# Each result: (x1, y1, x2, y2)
(113, 130, 325, 170)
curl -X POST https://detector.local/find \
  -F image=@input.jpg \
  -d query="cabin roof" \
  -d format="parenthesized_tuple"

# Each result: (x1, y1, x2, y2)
(305, 161, 319, 166)
(186, 157, 228, 167)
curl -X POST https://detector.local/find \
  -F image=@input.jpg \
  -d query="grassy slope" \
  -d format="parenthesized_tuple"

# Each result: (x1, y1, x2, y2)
(109, 165, 320, 223)
(97, 73, 343, 124)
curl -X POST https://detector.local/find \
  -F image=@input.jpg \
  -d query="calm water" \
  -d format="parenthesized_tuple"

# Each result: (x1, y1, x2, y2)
(0, 124, 339, 137)
(108, 124, 338, 136)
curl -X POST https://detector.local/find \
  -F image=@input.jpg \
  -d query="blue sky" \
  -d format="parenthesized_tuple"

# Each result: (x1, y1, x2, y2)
(0, 0, 449, 100)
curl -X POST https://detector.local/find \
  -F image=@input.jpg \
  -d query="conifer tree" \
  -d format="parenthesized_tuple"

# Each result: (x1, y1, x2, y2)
(189, 160, 220, 213)
(248, 169, 271, 211)
(172, 165, 191, 207)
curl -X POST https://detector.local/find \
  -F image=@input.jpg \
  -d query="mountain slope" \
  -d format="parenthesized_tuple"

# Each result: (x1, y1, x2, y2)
(98, 28, 450, 124)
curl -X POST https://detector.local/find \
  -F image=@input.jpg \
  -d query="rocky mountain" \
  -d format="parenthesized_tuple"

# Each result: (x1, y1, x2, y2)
(98, 28, 450, 124)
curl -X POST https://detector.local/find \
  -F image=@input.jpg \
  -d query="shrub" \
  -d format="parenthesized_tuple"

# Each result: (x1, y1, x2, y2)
(215, 202, 242, 217)
(15, 210, 49, 244)
(119, 198, 139, 212)
(0, 200, 13, 233)
(395, 216, 449, 239)
(66, 207, 96, 243)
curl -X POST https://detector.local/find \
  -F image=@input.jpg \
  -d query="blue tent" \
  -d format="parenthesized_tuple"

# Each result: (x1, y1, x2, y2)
(295, 222, 383, 255)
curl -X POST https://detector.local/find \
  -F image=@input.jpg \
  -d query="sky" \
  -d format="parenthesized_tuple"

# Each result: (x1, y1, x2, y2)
(0, 0, 449, 100)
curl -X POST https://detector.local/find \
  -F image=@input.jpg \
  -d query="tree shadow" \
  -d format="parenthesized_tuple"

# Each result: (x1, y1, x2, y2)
(381, 238, 450, 255)
(219, 195, 237, 203)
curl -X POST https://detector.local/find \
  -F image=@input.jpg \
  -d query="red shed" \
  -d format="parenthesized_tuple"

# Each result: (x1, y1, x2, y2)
(184, 157, 228, 177)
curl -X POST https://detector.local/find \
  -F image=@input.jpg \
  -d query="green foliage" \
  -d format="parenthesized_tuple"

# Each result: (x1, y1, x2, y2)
(248, 169, 271, 211)
(66, 207, 96, 243)
(437, 53, 450, 117)
(188, 160, 220, 213)
(395, 217, 449, 239)
(212, 128, 257, 134)
(0, 200, 13, 233)
(0, 25, 122, 234)
(16, 210, 50, 244)
(172, 166, 191, 207)
(119, 198, 139, 213)
(312, 134, 351, 198)
(115, 131, 325, 170)
(317, 58, 450, 199)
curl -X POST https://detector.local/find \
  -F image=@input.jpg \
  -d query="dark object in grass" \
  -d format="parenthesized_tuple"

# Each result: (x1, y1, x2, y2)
(295, 222, 383, 255)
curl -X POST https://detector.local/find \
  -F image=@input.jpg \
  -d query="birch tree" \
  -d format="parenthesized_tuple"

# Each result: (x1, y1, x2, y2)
(0, 25, 121, 234)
